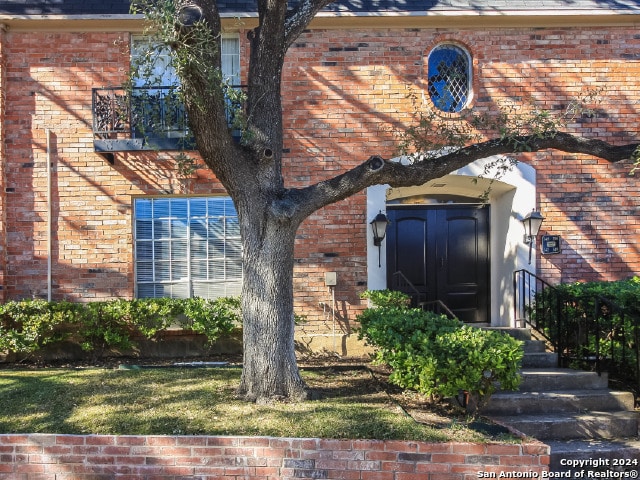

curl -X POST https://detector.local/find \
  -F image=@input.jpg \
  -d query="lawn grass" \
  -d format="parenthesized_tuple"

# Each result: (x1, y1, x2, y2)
(0, 366, 513, 442)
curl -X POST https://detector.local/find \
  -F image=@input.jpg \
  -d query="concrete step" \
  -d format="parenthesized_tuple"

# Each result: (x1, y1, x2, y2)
(484, 327, 532, 341)
(481, 326, 639, 445)
(482, 390, 635, 416)
(489, 411, 640, 440)
(519, 369, 609, 392)
(546, 439, 640, 473)
(523, 339, 546, 353)
(522, 351, 558, 368)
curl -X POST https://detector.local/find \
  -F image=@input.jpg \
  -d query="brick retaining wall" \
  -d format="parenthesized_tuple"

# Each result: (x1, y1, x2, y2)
(0, 434, 549, 479)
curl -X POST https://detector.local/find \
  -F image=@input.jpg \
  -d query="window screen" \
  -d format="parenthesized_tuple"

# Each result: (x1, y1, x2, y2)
(428, 44, 471, 113)
(134, 197, 242, 299)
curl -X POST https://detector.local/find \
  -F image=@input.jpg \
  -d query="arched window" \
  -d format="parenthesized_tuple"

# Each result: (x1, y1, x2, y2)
(427, 44, 471, 113)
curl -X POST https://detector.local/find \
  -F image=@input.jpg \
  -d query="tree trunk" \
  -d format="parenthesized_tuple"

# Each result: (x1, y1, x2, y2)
(236, 210, 310, 403)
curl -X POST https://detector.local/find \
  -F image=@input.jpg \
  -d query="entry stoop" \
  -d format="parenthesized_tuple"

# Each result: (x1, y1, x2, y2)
(481, 327, 639, 472)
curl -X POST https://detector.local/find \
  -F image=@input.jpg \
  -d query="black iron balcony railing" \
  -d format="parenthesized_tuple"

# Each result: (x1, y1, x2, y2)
(92, 86, 196, 162)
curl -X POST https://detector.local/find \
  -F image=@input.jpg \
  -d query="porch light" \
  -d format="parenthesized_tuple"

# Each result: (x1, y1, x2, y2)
(522, 209, 544, 264)
(370, 211, 390, 267)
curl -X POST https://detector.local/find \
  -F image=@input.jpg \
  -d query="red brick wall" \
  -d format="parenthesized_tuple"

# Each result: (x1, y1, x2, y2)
(536, 151, 639, 284)
(0, 24, 638, 328)
(4, 32, 132, 300)
(282, 26, 640, 323)
(1, 31, 224, 301)
(0, 434, 550, 479)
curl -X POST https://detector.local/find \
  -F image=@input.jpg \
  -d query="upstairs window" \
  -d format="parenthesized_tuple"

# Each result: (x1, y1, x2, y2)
(131, 35, 240, 87)
(427, 44, 471, 113)
(221, 36, 241, 87)
(126, 35, 241, 145)
(93, 36, 241, 156)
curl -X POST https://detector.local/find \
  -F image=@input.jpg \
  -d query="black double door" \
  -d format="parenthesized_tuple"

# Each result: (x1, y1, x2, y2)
(386, 205, 490, 324)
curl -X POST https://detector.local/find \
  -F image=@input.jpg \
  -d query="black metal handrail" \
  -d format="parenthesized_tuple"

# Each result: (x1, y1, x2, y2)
(514, 269, 640, 395)
(591, 295, 640, 391)
(390, 271, 426, 308)
(513, 269, 564, 348)
(420, 300, 457, 320)
(390, 271, 457, 319)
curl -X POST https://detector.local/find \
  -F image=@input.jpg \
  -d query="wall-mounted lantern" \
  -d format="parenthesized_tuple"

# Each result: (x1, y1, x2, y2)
(522, 209, 544, 264)
(370, 211, 390, 267)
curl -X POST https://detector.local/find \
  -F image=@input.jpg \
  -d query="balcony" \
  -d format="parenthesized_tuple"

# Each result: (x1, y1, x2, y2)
(92, 86, 196, 163)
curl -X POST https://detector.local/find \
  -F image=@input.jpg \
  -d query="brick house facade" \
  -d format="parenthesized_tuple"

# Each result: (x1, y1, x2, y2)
(0, 1, 638, 353)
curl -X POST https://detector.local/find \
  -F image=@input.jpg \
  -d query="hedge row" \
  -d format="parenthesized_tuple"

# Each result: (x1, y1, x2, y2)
(0, 297, 240, 356)
(550, 276, 640, 312)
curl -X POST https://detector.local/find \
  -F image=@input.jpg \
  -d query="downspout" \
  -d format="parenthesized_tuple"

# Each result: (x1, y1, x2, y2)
(46, 129, 52, 302)
(0, 24, 7, 303)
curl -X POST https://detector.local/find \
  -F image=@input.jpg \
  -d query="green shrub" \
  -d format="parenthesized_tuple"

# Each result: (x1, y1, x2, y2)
(0, 297, 240, 356)
(531, 277, 640, 377)
(553, 277, 640, 312)
(179, 296, 240, 344)
(75, 300, 136, 352)
(360, 289, 411, 309)
(0, 300, 79, 354)
(536, 277, 640, 330)
(357, 303, 523, 412)
(129, 298, 183, 338)
(425, 326, 523, 407)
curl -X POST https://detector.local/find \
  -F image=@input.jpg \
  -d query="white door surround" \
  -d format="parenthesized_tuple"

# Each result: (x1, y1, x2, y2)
(366, 156, 537, 327)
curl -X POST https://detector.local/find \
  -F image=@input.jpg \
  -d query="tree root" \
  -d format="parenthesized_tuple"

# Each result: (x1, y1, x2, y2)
(236, 384, 316, 404)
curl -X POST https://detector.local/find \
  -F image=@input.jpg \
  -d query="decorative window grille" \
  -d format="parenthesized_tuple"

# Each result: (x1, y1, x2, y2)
(134, 197, 242, 299)
(427, 44, 471, 113)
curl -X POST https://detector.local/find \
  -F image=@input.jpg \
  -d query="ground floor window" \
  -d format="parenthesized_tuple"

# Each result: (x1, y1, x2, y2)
(134, 196, 242, 299)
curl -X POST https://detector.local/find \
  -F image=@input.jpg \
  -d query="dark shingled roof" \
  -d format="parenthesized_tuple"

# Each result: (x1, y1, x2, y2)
(0, 0, 638, 16)
(0, 0, 132, 15)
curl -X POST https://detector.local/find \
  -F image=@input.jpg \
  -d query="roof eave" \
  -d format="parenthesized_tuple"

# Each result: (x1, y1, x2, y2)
(1, 9, 639, 32)
(308, 9, 640, 28)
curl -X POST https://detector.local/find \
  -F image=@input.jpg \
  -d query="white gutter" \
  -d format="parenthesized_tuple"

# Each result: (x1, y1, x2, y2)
(0, 7, 639, 22)
(311, 8, 640, 17)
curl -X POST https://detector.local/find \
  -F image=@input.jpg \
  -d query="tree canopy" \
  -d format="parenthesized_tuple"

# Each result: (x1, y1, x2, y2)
(133, 0, 640, 402)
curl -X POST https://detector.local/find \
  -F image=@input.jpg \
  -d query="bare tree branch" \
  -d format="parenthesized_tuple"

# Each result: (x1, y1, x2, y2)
(284, 0, 335, 49)
(290, 132, 639, 220)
